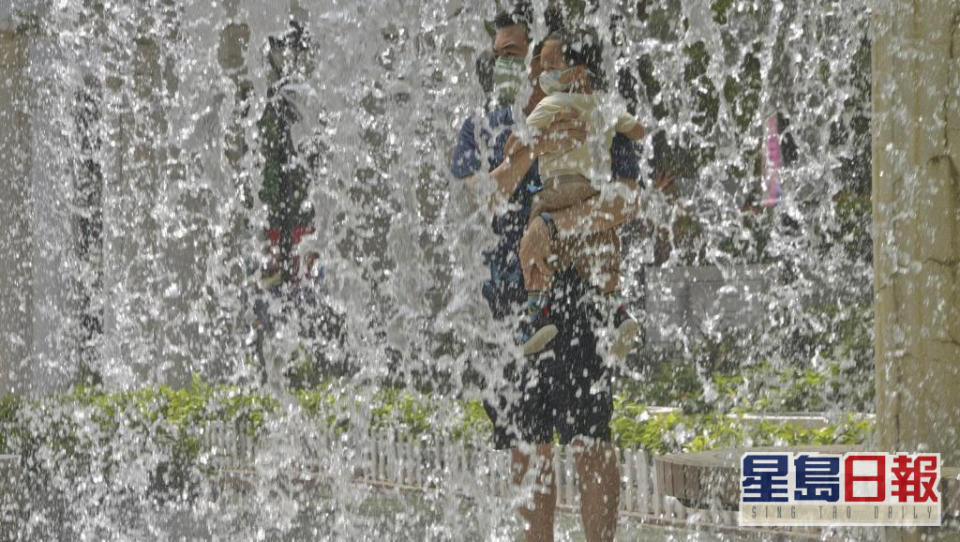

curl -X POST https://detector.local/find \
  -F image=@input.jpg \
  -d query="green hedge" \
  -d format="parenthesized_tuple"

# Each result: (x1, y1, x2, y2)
(0, 392, 22, 454)
(0, 373, 872, 499)
(0, 375, 873, 457)
(611, 397, 871, 455)
(0, 375, 281, 499)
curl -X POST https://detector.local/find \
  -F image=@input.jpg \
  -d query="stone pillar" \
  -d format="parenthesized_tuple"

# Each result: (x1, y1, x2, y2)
(98, 2, 203, 389)
(872, 3, 960, 540)
(28, 37, 75, 397)
(214, 3, 255, 381)
(0, 27, 31, 396)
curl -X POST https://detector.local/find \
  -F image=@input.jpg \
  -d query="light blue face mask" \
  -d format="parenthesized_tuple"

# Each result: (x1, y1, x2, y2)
(538, 69, 572, 95)
(492, 56, 525, 104)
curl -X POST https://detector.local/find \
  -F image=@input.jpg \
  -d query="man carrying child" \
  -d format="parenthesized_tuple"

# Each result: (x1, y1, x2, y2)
(518, 29, 643, 356)
(450, 5, 644, 541)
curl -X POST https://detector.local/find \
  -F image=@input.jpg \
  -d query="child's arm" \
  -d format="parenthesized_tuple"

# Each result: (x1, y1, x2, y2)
(615, 114, 644, 141)
(526, 96, 566, 130)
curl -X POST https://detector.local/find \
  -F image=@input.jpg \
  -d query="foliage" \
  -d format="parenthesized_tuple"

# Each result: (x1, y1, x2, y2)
(284, 346, 329, 391)
(293, 383, 493, 444)
(62, 374, 279, 439)
(710, 0, 736, 25)
(5, 375, 279, 501)
(829, 191, 873, 263)
(610, 398, 872, 455)
(626, 339, 873, 415)
(0, 369, 873, 502)
(289, 379, 873, 455)
(0, 393, 22, 454)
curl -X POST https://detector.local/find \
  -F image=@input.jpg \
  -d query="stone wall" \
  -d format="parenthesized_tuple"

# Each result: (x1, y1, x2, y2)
(0, 21, 31, 396)
(872, 3, 960, 540)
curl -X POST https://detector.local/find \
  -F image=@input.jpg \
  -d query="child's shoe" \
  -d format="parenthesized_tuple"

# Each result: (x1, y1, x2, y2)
(517, 301, 558, 356)
(609, 305, 639, 359)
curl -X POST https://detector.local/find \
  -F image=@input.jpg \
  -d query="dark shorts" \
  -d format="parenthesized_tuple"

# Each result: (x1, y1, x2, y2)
(483, 268, 613, 450)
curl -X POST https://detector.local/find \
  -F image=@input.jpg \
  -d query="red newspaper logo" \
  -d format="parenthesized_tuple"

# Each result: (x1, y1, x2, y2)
(741, 452, 941, 527)
(890, 454, 939, 503)
(844, 455, 885, 502)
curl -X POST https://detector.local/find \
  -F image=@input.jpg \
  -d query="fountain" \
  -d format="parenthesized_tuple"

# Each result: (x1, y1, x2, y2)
(0, 0, 954, 540)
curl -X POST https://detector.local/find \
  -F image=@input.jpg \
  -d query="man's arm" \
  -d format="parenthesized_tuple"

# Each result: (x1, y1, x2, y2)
(450, 117, 482, 179)
(489, 135, 534, 199)
(451, 114, 515, 211)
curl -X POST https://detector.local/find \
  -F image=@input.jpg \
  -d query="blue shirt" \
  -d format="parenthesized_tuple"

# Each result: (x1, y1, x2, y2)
(450, 106, 639, 318)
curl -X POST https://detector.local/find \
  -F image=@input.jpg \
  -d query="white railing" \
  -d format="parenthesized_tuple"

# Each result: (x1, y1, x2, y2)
(199, 423, 887, 539)
(0, 422, 881, 539)
(0, 452, 18, 536)
(199, 422, 730, 526)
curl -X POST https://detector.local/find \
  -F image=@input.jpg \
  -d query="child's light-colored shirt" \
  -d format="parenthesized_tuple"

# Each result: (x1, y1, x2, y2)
(526, 92, 639, 185)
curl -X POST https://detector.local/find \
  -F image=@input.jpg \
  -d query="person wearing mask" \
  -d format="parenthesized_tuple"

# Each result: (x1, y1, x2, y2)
(450, 4, 641, 541)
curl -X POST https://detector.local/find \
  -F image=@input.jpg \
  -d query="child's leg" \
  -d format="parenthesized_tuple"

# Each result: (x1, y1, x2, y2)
(572, 231, 638, 358)
(522, 177, 598, 292)
(598, 234, 639, 358)
(529, 178, 599, 219)
(569, 230, 619, 294)
(520, 218, 555, 292)
(597, 232, 620, 296)
(518, 217, 560, 355)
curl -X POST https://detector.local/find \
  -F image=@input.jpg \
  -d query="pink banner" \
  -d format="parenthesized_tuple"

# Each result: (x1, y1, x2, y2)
(762, 114, 782, 207)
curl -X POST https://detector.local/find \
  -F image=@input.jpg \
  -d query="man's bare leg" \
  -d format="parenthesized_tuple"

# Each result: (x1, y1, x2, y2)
(511, 443, 557, 542)
(572, 439, 620, 542)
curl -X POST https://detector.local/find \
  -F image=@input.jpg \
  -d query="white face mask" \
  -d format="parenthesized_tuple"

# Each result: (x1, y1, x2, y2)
(538, 69, 572, 95)
(492, 56, 526, 104)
